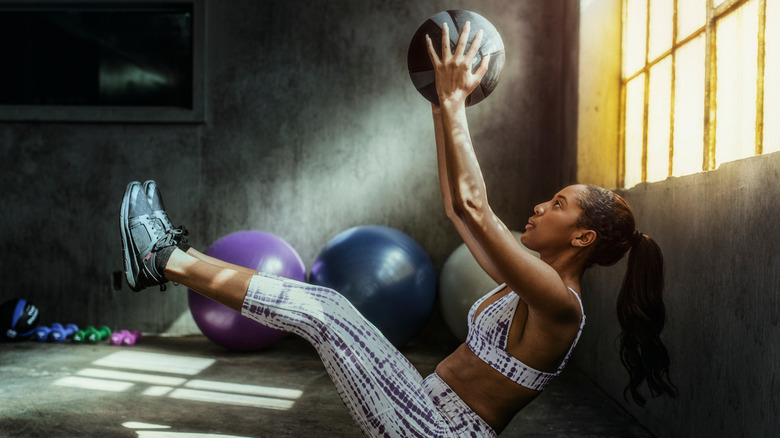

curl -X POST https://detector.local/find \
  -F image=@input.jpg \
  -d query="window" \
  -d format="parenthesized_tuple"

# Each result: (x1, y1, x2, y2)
(621, 0, 778, 188)
(0, 1, 205, 123)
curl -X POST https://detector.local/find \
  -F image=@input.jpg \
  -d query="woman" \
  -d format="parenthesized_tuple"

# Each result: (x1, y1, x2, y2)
(120, 22, 675, 437)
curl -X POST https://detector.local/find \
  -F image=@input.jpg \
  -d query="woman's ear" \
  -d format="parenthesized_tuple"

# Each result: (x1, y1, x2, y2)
(572, 230, 597, 248)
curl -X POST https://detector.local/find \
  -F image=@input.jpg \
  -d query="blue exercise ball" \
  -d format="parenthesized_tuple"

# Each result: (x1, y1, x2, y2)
(310, 226, 436, 346)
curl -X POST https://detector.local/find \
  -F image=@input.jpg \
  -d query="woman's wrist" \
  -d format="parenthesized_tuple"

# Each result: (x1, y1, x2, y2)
(438, 96, 466, 112)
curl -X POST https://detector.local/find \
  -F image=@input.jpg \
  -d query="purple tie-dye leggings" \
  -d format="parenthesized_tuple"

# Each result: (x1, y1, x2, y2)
(241, 272, 496, 438)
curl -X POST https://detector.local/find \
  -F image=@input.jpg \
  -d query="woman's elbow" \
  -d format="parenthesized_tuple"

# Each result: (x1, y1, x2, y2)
(444, 203, 459, 222)
(450, 193, 486, 223)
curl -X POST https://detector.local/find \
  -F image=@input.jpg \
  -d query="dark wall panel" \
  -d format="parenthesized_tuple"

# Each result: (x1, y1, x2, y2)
(0, 0, 579, 336)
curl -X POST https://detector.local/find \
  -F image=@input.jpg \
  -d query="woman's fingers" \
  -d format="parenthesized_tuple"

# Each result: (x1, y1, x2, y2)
(454, 21, 471, 56)
(474, 53, 491, 82)
(427, 21, 484, 68)
(424, 20, 489, 103)
(441, 22, 451, 60)
(465, 29, 483, 61)
(425, 34, 440, 66)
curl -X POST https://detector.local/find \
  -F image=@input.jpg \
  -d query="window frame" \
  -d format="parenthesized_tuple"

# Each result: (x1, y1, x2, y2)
(0, 0, 206, 124)
(619, 0, 768, 187)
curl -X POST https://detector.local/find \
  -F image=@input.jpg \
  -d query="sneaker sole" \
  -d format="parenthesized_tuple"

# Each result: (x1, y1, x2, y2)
(120, 182, 142, 292)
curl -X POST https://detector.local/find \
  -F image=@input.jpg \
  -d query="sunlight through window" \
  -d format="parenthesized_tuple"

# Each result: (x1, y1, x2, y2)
(621, 0, 774, 187)
(647, 56, 672, 182)
(124, 422, 251, 438)
(624, 0, 647, 78)
(185, 379, 303, 399)
(52, 351, 303, 413)
(673, 35, 706, 176)
(122, 422, 171, 430)
(135, 431, 250, 438)
(53, 376, 135, 392)
(648, 0, 673, 62)
(764, 0, 780, 153)
(77, 368, 187, 386)
(168, 388, 297, 410)
(716, 0, 759, 166)
(677, 0, 706, 41)
(143, 386, 175, 397)
(92, 351, 215, 375)
(624, 75, 645, 188)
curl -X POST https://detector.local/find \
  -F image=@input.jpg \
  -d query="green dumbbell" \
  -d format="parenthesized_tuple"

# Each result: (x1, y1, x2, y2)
(72, 326, 93, 343)
(86, 326, 112, 343)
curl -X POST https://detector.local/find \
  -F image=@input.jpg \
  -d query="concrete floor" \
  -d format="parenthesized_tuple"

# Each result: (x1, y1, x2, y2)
(0, 335, 654, 438)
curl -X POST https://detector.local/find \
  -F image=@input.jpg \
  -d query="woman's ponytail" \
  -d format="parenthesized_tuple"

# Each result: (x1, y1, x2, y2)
(577, 186, 678, 406)
(616, 232, 678, 406)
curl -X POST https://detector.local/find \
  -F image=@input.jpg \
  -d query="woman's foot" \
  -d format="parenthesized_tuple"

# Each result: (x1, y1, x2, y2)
(144, 180, 178, 232)
(120, 181, 186, 292)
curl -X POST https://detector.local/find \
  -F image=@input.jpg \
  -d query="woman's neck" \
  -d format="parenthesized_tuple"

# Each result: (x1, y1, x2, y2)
(541, 250, 587, 292)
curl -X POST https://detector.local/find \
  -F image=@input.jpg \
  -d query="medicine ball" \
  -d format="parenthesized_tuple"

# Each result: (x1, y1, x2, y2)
(407, 9, 505, 107)
(1, 298, 40, 341)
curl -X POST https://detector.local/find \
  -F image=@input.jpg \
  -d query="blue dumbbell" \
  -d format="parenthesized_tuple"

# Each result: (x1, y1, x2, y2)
(34, 326, 52, 342)
(48, 323, 79, 342)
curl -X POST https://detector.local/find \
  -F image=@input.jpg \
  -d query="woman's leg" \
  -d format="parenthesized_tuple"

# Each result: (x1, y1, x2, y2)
(149, 249, 496, 437)
(121, 181, 494, 437)
(238, 272, 451, 437)
(164, 248, 252, 311)
(163, 250, 442, 436)
(180, 246, 260, 276)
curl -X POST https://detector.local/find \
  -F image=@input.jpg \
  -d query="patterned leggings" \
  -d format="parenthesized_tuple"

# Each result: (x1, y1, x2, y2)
(241, 272, 496, 438)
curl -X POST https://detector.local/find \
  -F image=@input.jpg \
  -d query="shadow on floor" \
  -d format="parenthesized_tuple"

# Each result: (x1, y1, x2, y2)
(0, 335, 653, 437)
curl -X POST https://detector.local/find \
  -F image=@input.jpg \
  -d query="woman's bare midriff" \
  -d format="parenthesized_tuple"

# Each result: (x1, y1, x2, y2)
(435, 344, 542, 433)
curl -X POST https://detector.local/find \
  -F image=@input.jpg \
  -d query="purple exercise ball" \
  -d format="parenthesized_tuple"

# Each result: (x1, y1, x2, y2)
(187, 230, 306, 351)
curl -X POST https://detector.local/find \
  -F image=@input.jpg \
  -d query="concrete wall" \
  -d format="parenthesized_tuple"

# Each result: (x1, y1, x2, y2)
(577, 2, 780, 435)
(576, 152, 780, 437)
(0, 0, 579, 337)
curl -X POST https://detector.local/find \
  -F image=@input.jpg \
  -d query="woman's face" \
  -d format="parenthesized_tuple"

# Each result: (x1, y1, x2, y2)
(520, 185, 589, 254)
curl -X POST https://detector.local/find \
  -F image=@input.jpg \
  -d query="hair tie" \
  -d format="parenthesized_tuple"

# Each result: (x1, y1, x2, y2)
(632, 230, 644, 246)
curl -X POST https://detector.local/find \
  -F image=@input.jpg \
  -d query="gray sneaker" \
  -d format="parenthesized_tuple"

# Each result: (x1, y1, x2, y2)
(120, 181, 184, 292)
(143, 180, 176, 232)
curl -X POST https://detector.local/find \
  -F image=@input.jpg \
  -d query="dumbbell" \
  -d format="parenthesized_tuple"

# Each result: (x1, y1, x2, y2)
(110, 330, 141, 346)
(49, 323, 79, 342)
(72, 325, 112, 344)
(86, 326, 112, 343)
(72, 327, 89, 343)
(34, 326, 52, 342)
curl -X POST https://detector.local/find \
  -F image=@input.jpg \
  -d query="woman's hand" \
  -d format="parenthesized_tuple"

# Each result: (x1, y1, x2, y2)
(425, 21, 491, 107)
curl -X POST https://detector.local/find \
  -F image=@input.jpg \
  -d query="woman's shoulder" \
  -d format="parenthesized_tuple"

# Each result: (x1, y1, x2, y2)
(505, 271, 580, 323)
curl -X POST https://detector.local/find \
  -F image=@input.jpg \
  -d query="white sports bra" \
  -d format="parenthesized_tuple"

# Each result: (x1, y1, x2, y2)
(465, 284, 586, 391)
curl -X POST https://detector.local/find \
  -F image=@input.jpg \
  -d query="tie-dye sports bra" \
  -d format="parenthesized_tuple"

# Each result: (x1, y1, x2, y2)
(465, 283, 586, 391)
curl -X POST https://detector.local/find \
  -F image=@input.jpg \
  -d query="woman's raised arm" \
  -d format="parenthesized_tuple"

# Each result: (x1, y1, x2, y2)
(426, 21, 573, 316)
(432, 103, 502, 284)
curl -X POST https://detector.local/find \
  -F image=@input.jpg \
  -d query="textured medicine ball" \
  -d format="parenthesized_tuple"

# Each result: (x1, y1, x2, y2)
(407, 9, 505, 107)
(1, 298, 40, 341)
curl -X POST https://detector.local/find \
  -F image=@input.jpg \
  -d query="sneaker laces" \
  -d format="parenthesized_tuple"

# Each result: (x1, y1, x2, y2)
(171, 226, 189, 245)
(146, 224, 187, 251)
(145, 216, 167, 242)
(150, 231, 179, 253)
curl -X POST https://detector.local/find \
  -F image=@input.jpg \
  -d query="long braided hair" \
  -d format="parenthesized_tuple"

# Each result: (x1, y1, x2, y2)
(576, 185, 678, 406)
